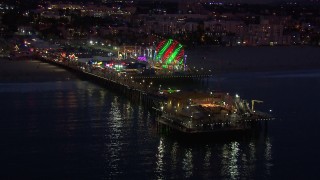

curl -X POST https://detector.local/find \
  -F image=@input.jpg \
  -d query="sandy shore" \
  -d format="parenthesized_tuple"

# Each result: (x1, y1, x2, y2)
(1, 46, 320, 83)
(0, 58, 78, 83)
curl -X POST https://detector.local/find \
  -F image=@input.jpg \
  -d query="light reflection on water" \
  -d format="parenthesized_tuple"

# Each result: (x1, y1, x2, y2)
(10, 68, 320, 179)
(155, 137, 165, 180)
(204, 146, 211, 168)
(105, 96, 124, 178)
(171, 142, 178, 173)
(182, 148, 193, 178)
(150, 133, 273, 179)
(230, 142, 240, 179)
(0, 79, 275, 180)
(265, 137, 273, 175)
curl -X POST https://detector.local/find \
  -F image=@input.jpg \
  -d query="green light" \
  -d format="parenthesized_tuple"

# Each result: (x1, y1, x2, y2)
(166, 44, 182, 65)
(157, 39, 173, 61)
(155, 39, 185, 69)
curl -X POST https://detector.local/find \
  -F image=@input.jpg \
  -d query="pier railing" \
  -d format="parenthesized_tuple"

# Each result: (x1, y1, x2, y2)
(34, 53, 273, 134)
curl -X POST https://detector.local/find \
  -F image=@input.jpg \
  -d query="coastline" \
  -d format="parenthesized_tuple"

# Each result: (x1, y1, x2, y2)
(0, 58, 78, 83)
(1, 46, 320, 83)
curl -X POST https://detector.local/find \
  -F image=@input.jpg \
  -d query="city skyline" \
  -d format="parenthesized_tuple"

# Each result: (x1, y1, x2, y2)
(3, 0, 318, 4)
(1, 0, 320, 179)
(124, 0, 315, 4)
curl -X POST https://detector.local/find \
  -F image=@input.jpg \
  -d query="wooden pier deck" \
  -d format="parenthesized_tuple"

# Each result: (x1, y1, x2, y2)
(34, 55, 273, 134)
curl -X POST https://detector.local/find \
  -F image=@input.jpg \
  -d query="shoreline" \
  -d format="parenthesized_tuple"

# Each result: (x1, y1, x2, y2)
(0, 58, 78, 83)
(2, 45, 320, 83)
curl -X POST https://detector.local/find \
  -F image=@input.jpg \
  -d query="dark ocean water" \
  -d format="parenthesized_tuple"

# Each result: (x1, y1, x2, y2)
(1, 68, 320, 179)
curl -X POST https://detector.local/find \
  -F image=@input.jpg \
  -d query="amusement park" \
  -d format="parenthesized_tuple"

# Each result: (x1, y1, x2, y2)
(65, 38, 194, 76)
(10, 36, 213, 78)
(9, 36, 273, 134)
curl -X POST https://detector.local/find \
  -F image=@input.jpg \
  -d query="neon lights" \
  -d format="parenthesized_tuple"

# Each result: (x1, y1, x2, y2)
(156, 39, 173, 61)
(176, 49, 184, 64)
(155, 39, 184, 69)
(137, 56, 147, 61)
(166, 44, 182, 65)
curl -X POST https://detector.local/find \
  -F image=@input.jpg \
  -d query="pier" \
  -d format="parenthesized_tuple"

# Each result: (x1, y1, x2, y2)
(30, 51, 274, 134)
(0, 38, 271, 134)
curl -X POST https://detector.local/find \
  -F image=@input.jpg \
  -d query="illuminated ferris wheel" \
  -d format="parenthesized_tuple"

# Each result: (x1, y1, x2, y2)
(155, 39, 185, 69)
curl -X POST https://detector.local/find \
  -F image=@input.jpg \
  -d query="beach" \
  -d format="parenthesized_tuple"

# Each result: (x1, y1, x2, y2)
(0, 58, 78, 83)
(1, 46, 320, 83)
(1, 48, 320, 180)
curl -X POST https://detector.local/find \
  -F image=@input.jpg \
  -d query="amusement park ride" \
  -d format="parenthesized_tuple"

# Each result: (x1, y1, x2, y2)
(117, 39, 187, 72)
(154, 39, 186, 71)
(23, 36, 273, 134)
